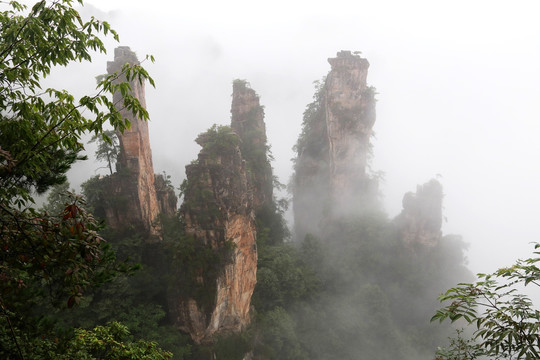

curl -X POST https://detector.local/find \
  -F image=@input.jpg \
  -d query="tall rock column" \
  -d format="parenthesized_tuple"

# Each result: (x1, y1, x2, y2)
(293, 51, 378, 240)
(170, 126, 257, 344)
(325, 50, 377, 215)
(105, 46, 161, 239)
(230, 80, 273, 209)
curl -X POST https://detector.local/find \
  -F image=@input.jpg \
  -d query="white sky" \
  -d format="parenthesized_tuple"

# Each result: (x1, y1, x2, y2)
(58, 0, 540, 279)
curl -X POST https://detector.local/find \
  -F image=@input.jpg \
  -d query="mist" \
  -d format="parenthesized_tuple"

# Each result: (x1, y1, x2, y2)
(7, 0, 540, 358)
(56, 0, 540, 278)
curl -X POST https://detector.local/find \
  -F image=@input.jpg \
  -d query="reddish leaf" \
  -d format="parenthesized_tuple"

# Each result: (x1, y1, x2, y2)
(67, 295, 75, 308)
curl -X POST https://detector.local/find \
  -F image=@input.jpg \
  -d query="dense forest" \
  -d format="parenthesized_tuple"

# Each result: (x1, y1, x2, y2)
(2, 1, 540, 360)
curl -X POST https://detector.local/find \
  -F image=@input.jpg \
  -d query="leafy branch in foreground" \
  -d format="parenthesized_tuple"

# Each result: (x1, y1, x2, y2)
(0, 0, 155, 206)
(0, 0, 167, 358)
(432, 244, 540, 359)
(65, 321, 172, 359)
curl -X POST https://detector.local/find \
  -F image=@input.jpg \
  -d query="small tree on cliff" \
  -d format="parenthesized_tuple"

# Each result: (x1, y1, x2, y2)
(0, 0, 169, 358)
(90, 129, 120, 174)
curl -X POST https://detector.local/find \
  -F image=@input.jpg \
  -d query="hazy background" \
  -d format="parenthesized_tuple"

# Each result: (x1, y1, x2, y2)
(53, 0, 540, 279)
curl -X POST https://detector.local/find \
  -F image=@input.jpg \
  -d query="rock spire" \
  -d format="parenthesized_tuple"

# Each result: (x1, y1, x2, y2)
(230, 79, 273, 210)
(98, 46, 175, 240)
(325, 50, 377, 215)
(170, 126, 257, 344)
(293, 50, 378, 240)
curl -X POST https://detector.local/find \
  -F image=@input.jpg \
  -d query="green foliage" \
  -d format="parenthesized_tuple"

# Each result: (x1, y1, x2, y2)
(329, 102, 360, 126)
(180, 175, 221, 225)
(0, 0, 161, 357)
(81, 173, 131, 221)
(363, 85, 378, 100)
(283, 73, 474, 360)
(233, 78, 250, 87)
(195, 124, 240, 159)
(253, 242, 319, 313)
(168, 232, 235, 319)
(81, 175, 107, 215)
(432, 243, 540, 359)
(256, 307, 307, 360)
(0, 0, 154, 205)
(434, 329, 484, 360)
(1, 194, 118, 310)
(40, 180, 73, 215)
(292, 78, 328, 167)
(63, 321, 172, 359)
(51, 218, 193, 359)
(180, 125, 245, 225)
(0, 195, 131, 358)
(211, 332, 253, 360)
(255, 201, 290, 247)
(251, 211, 471, 360)
(0, 319, 173, 359)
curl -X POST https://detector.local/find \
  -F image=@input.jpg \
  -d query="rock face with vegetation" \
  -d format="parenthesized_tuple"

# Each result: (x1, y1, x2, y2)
(395, 179, 443, 246)
(325, 51, 377, 214)
(23, 38, 472, 359)
(283, 52, 472, 360)
(293, 50, 378, 241)
(170, 125, 257, 344)
(95, 47, 175, 240)
(231, 79, 273, 209)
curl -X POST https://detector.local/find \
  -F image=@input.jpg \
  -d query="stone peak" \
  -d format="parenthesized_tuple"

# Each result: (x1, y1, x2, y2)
(107, 46, 139, 74)
(232, 79, 252, 91)
(114, 46, 138, 62)
(328, 50, 369, 70)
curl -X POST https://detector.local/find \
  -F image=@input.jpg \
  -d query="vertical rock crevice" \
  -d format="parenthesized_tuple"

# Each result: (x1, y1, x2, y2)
(170, 80, 280, 344)
(171, 126, 257, 344)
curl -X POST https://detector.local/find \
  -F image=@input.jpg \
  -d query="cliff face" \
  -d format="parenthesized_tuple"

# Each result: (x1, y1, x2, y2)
(293, 51, 378, 240)
(96, 47, 176, 240)
(395, 179, 443, 246)
(230, 80, 273, 209)
(171, 126, 257, 344)
(325, 51, 377, 215)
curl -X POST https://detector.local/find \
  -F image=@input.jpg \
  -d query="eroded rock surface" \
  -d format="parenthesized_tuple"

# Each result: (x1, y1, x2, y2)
(171, 127, 257, 344)
(93, 47, 176, 241)
(325, 51, 377, 214)
(104, 46, 162, 239)
(230, 80, 273, 209)
(293, 51, 378, 240)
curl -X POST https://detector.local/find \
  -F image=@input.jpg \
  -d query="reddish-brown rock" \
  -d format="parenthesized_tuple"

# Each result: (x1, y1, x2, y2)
(293, 51, 378, 240)
(100, 46, 175, 239)
(325, 50, 377, 215)
(170, 126, 257, 343)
